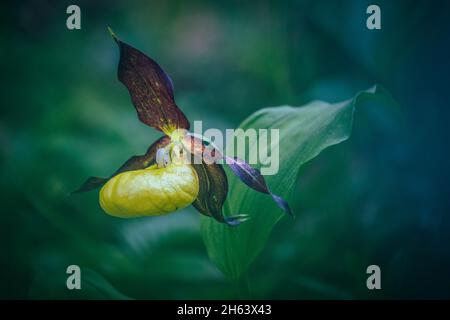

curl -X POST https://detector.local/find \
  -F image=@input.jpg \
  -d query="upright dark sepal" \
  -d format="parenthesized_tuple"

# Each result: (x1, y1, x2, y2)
(109, 28, 190, 134)
(72, 136, 171, 193)
(225, 156, 294, 218)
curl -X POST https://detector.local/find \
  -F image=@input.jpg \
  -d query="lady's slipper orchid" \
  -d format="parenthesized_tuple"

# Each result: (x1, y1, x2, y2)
(74, 29, 292, 226)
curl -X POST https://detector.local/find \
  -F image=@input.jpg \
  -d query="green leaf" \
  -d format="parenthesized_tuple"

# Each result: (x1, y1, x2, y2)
(200, 85, 395, 279)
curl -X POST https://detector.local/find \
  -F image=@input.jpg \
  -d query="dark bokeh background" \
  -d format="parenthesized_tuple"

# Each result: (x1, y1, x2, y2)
(1, 0, 450, 299)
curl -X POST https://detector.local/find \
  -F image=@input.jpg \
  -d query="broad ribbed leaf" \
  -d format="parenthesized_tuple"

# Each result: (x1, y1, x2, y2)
(73, 136, 171, 193)
(110, 29, 190, 134)
(201, 85, 395, 278)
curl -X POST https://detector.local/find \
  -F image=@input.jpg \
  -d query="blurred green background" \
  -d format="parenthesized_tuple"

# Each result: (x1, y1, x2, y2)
(1, 0, 450, 299)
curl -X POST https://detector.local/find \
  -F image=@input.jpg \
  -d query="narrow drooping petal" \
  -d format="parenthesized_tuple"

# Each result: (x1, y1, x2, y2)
(192, 163, 248, 226)
(181, 134, 293, 218)
(225, 156, 294, 218)
(73, 136, 171, 193)
(109, 28, 190, 134)
(113, 136, 171, 173)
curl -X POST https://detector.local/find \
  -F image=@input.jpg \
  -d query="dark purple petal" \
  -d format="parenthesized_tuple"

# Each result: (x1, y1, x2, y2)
(72, 176, 108, 194)
(181, 134, 222, 164)
(72, 136, 171, 193)
(113, 136, 171, 173)
(189, 139, 248, 226)
(191, 163, 228, 222)
(270, 193, 294, 218)
(109, 28, 190, 133)
(192, 163, 247, 226)
(225, 156, 269, 193)
(225, 156, 294, 218)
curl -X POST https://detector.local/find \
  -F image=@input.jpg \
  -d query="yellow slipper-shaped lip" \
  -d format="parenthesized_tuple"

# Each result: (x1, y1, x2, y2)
(99, 163, 199, 218)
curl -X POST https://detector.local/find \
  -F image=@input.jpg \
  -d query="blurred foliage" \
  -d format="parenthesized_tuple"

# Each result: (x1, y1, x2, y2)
(1, 0, 450, 299)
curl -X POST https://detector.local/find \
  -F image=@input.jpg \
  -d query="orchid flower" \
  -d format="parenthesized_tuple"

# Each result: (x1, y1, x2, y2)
(74, 29, 292, 226)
